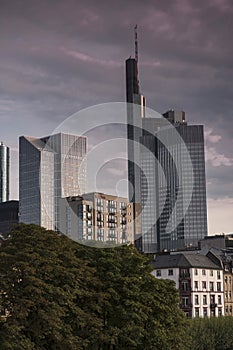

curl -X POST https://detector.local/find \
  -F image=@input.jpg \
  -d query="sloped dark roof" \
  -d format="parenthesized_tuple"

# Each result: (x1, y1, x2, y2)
(152, 252, 221, 270)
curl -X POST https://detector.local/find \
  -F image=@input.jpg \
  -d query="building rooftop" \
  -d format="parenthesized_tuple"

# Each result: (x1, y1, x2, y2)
(152, 252, 221, 270)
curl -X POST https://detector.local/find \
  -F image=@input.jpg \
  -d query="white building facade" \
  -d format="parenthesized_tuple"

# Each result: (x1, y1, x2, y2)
(152, 253, 224, 318)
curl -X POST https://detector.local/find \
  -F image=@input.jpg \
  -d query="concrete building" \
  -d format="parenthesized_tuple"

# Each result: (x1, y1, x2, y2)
(59, 192, 137, 245)
(152, 252, 224, 318)
(19, 133, 87, 231)
(0, 200, 19, 235)
(0, 141, 9, 203)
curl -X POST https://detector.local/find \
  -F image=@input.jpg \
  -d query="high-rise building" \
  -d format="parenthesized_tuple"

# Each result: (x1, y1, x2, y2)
(125, 33, 208, 253)
(59, 192, 138, 245)
(125, 55, 145, 248)
(140, 111, 208, 252)
(19, 133, 87, 230)
(0, 141, 9, 203)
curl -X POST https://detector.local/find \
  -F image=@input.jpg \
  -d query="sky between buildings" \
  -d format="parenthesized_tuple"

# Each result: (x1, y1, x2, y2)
(0, 0, 232, 235)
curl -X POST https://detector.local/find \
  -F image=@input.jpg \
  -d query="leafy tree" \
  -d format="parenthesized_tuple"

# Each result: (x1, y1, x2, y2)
(0, 224, 189, 349)
(189, 316, 233, 350)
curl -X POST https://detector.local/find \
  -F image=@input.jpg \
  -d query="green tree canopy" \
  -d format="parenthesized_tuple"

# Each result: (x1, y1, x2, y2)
(189, 316, 233, 350)
(0, 224, 189, 349)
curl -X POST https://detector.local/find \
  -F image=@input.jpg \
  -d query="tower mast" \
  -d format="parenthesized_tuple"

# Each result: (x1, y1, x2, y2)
(134, 24, 138, 63)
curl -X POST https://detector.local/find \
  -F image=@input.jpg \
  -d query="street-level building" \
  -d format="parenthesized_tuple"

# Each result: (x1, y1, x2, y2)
(152, 252, 224, 318)
(59, 192, 136, 245)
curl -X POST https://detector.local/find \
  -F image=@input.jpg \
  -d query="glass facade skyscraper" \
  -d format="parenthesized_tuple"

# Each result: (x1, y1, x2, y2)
(126, 57, 145, 247)
(19, 133, 87, 230)
(0, 141, 9, 203)
(125, 54, 208, 253)
(140, 111, 208, 253)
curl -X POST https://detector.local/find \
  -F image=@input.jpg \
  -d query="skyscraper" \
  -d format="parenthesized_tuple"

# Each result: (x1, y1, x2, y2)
(19, 133, 87, 230)
(0, 141, 9, 203)
(125, 32, 208, 253)
(140, 111, 208, 252)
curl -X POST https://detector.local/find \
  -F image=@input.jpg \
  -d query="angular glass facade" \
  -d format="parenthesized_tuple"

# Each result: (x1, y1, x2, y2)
(0, 141, 9, 203)
(19, 133, 87, 231)
(140, 112, 208, 253)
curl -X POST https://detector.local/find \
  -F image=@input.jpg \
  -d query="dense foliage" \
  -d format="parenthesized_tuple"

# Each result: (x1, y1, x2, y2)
(189, 316, 233, 350)
(0, 224, 189, 350)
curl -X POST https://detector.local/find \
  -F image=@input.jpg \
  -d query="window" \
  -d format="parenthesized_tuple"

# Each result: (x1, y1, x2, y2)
(203, 308, 208, 317)
(210, 282, 214, 291)
(217, 282, 221, 291)
(210, 295, 215, 304)
(202, 281, 207, 289)
(218, 295, 222, 305)
(217, 271, 221, 279)
(195, 295, 199, 305)
(210, 270, 214, 277)
(230, 305, 232, 314)
(180, 268, 189, 277)
(168, 269, 173, 276)
(203, 295, 207, 305)
(226, 305, 229, 314)
(195, 308, 199, 317)
(218, 308, 222, 316)
(194, 281, 198, 289)
(202, 269, 206, 276)
(182, 281, 189, 291)
(210, 309, 215, 317)
(194, 269, 198, 276)
(182, 297, 189, 307)
(156, 270, 161, 277)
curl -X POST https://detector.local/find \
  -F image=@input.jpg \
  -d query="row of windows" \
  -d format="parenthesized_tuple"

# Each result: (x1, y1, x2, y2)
(194, 307, 222, 317)
(194, 269, 221, 278)
(194, 281, 222, 291)
(194, 294, 222, 305)
(225, 276, 232, 284)
(156, 268, 221, 279)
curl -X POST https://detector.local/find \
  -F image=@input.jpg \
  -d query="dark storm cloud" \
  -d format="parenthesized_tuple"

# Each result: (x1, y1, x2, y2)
(0, 0, 232, 231)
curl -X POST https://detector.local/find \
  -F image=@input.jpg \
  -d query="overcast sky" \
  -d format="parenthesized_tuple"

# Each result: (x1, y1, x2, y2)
(0, 0, 232, 234)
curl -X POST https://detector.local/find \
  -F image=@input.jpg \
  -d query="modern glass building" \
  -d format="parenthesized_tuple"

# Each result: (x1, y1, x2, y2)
(140, 111, 208, 252)
(125, 57, 145, 247)
(0, 141, 9, 203)
(19, 133, 87, 230)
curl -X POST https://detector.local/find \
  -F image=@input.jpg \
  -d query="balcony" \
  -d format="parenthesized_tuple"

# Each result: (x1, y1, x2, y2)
(179, 272, 190, 278)
(181, 303, 192, 309)
(210, 303, 217, 309)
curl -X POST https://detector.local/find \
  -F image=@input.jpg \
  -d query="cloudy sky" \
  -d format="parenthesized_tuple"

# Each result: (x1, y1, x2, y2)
(0, 0, 232, 234)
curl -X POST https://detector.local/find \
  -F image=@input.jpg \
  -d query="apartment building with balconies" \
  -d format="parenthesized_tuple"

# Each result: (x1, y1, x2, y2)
(59, 192, 136, 245)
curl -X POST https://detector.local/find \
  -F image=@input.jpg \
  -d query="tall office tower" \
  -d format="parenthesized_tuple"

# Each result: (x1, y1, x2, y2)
(126, 27, 145, 246)
(0, 141, 9, 203)
(140, 110, 208, 253)
(19, 133, 87, 230)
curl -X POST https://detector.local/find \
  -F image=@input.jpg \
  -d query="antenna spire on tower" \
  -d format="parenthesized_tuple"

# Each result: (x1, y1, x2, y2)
(134, 24, 138, 63)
